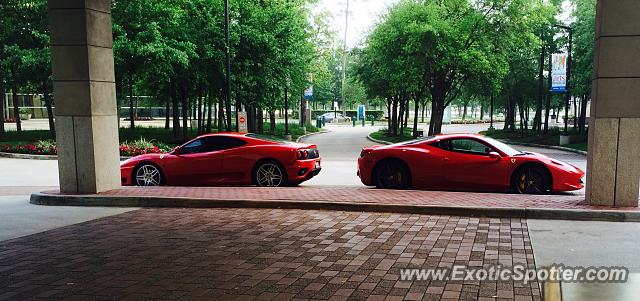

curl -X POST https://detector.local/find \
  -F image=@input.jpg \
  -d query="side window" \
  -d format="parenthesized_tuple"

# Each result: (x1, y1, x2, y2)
(181, 139, 204, 154)
(431, 140, 452, 151)
(221, 137, 247, 150)
(450, 139, 492, 155)
(201, 137, 247, 152)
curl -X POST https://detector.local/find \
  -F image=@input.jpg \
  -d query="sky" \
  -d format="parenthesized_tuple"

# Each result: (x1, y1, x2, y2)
(313, 0, 399, 49)
(313, 0, 574, 50)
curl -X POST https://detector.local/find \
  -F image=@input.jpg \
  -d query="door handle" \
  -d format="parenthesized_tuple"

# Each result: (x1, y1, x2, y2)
(442, 157, 450, 161)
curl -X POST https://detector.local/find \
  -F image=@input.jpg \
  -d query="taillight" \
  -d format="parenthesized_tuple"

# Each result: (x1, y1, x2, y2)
(297, 149, 309, 160)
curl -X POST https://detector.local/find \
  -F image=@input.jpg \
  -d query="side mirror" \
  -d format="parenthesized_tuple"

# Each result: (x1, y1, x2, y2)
(172, 147, 181, 155)
(488, 151, 502, 160)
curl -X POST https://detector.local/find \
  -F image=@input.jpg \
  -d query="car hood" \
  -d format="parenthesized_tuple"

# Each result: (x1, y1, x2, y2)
(516, 151, 584, 174)
(120, 153, 165, 166)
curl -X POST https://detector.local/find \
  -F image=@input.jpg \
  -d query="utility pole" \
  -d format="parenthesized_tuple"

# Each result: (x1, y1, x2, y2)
(224, 0, 233, 132)
(341, 0, 350, 116)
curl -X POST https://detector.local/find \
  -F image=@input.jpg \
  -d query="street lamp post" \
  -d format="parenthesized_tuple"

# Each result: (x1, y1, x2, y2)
(555, 24, 573, 135)
(224, 0, 233, 132)
(284, 78, 291, 141)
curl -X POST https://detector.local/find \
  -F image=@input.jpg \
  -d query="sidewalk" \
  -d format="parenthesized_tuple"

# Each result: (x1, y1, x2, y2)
(31, 186, 640, 222)
(0, 208, 540, 300)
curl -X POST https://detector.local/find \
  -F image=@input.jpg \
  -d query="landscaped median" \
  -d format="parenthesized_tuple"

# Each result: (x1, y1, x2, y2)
(0, 138, 172, 159)
(30, 186, 640, 222)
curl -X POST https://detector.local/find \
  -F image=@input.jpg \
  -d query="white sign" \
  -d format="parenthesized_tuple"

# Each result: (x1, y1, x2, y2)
(333, 101, 339, 110)
(238, 111, 248, 133)
(551, 53, 568, 92)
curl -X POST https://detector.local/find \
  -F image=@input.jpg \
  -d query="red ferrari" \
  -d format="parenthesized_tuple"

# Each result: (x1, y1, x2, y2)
(120, 133, 321, 187)
(358, 133, 584, 194)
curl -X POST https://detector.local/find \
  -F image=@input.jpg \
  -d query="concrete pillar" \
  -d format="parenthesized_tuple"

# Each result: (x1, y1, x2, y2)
(48, 0, 121, 193)
(586, 0, 640, 206)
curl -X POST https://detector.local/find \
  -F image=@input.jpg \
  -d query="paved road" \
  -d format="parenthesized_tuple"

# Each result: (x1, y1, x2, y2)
(528, 219, 640, 301)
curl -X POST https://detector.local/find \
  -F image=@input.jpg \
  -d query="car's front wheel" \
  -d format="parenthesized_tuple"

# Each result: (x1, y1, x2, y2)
(134, 163, 164, 186)
(255, 161, 287, 187)
(374, 160, 411, 189)
(512, 165, 551, 194)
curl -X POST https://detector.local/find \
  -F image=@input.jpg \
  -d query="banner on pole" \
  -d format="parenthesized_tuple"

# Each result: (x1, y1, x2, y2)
(551, 53, 568, 93)
(304, 73, 313, 100)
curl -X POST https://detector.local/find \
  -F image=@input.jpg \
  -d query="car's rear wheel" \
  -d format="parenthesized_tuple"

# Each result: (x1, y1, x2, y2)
(134, 163, 164, 186)
(512, 165, 551, 194)
(255, 161, 287, 187)
(374, 160, 411, 189)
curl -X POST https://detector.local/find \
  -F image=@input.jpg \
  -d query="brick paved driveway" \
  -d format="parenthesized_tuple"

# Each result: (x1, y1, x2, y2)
(0, 208, 539, 300)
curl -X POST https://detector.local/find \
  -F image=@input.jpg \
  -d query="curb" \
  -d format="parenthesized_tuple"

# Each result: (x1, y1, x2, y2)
(29, 192, 640, 222)
(496, 140, 587, 156)
(295, 129, 329, 143)
(0, 152, 57, 160)
(366, 134, 392, 145)
(0, 152, 132, 161)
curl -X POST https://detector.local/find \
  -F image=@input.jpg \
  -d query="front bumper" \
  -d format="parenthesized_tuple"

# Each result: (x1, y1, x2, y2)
(120, 166, 134, 186)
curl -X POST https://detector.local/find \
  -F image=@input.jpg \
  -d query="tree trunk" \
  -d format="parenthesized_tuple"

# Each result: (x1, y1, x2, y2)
(0, 80, 6, 138)
(165, 98, 170, 129)
(257, 107, 264, 134)
(391, 96, 398, 136)
(218, 93, 225, 131)
(428, 91, 445, 136)
(412, 96, 419, 138)
(206, 90, 213, 133)
(129, 74, 135, 129)
(196, 88, 203, 135)
(269, 110, 276, 133)
(170, 82, 181, 141)
(479, 103, 484, 120)
(579, 94, 588, 135)
(462, 101, 468, 120)
(181, 85, 189, 140)
(403, 99, 410, 132)
(386, 98, 392, 131)
(43, 83, 55, 138)
(12, 88, 21, 132)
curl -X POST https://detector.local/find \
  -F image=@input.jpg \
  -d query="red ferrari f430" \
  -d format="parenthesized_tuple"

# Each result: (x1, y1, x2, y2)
(358, 134, 584, 194)
(120, 133, 321, 187)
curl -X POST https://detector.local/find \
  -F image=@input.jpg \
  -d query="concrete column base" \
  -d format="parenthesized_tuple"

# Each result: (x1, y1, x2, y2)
(586, 118, 640, 206)
(49, 0, 121, 194)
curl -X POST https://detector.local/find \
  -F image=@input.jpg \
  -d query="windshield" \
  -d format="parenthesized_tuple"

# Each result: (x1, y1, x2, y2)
(393, 135, 437, 146)
(245, 133, 293, 144)
(483, 137, 523, 156)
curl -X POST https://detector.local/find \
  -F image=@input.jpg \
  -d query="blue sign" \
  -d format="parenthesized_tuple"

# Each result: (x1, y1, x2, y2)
(357, 105, 366, 120)
(304, 86, 313, 100)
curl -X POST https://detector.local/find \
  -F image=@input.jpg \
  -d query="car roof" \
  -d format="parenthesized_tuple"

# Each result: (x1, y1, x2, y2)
(434, 133, 485, 140)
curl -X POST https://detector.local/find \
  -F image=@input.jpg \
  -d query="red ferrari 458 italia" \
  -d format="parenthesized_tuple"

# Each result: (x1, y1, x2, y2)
(358, 133, 584, 194)
(120, 133, 321, 187)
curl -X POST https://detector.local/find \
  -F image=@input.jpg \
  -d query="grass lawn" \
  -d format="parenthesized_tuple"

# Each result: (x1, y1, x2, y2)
(369, 128, 416, 144)
(481, 127, 588, 152)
